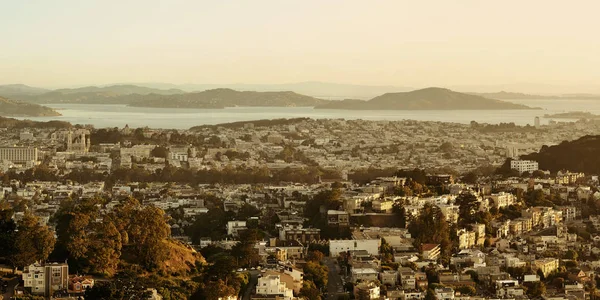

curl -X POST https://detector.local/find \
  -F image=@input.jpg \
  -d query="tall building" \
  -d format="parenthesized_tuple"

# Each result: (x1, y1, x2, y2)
(66, 130, 90, 153)
(22, 262, 69, 296)
(534, 116, 541, 128)
(0, 147, 38, 164)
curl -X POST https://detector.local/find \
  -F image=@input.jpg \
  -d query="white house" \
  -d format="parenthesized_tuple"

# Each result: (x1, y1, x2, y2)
(255, 275, 294, 300)
(329, 239, 381, 257)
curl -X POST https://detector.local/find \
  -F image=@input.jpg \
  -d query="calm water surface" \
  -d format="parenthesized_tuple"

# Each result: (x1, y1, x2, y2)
(16, 99, 600, 129)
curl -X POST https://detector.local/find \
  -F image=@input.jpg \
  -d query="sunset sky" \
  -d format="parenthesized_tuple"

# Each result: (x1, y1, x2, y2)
(1, 0, 599, 92)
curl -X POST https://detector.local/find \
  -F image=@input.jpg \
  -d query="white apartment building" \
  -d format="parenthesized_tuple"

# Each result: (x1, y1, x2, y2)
(510, 160, 539, 173)
(255, 275, 294, 300)
(22, 262, 69, 296)
(227, 220, 247, 237)
(329, 239, 381, 257)
(354, 281, 380, 299)
(0, 147, 38, 164)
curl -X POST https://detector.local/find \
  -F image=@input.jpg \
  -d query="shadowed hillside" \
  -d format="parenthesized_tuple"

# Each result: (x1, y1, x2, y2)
(522, 135, 600, 173)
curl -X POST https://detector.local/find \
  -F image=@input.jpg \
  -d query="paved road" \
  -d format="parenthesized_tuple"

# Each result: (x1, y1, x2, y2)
(1, 277, 19, 300)
(324, 258, 344, 300)
(242, 270, 260, 300)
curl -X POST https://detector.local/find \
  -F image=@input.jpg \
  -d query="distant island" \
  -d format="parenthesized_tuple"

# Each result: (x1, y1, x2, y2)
(128, 88, 327, 108)
(315, 87, 535, 110)
(4, 85, 327, 108)
(543, 111, 600, 119)
(0, 96, 61, 117)
(8, 84, 184, 105)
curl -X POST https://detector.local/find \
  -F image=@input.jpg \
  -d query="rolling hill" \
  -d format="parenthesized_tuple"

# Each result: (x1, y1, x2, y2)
(12, 84, 185, 104)
(0, 84, 49, 97)
(521, 135, 600, 173)
(0, 96, 61, 117)
(315, 87, 534, 110)
(128, 88, 327, 108)
(125, 81, 411, 99)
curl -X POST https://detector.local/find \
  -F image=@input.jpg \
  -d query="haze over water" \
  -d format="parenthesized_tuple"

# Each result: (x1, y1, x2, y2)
(17, 99, 596, 129)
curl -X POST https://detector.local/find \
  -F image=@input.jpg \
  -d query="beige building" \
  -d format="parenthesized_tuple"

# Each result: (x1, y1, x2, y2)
(533, 258, 559, 277)
(0, 147, 38, 164)
(22, 262, 69, 296)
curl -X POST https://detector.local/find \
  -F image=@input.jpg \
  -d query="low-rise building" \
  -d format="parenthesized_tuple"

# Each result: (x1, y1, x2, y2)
(22, 262, 69, 296)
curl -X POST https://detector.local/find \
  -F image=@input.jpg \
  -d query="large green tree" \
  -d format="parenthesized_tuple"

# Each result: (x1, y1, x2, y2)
(11, 213, 56, 268)
(408, 203, 452, 255)
(299, 280, 322, 300)
(0, 209, 16, 260)
(128, 205, 171, 270)
(304, 261, 328, 290)
(86, 220, 123, 276)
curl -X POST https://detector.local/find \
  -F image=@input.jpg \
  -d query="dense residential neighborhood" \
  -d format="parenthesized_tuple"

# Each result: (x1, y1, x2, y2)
(1, 117, 600, 299)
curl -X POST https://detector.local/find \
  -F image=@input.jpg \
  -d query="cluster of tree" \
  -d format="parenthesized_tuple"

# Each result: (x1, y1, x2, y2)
(219, 150, 251, 161)
(0, 116, 71, 129)
(454, 193, 493, 229)
(91, 127, 230, 149)
(348, 167, 397, 184)
(91, 127, 204, 147)
(303, 189, 351, 239)
(0, 208, 55, 270)
(395, 168, 429, 184)
(460, 165, 498, 183)
(407, 203, 452, 258)
(150, 146, 169, 158)
(275, 145, 317, 165)
(5, 164, 342, 186)
(299, 250, 328, 299)
(470, 121, 540, 133)
(393, 179, 434, 197)
(51, 197, 171, 274)
(190, 118, 310, 131)
(523, 189, 559, 207)
(185, 199, 273, 243)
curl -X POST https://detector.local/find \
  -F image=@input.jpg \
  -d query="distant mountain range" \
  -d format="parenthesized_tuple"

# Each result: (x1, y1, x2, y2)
(128, 88, 327, 108)
(0, 84, 49, 96)
(0, 84, 541, 110)
(315, 87, 534, 110)
(115, 81, 411, 99)
(5, 84, 184, 104)
(0, 96, 60, 117)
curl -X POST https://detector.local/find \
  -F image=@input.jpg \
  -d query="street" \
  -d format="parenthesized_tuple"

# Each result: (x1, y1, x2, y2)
(242, 270, 260, 300)
(324, 258, 345, 300)
(1, 277, 19, 300)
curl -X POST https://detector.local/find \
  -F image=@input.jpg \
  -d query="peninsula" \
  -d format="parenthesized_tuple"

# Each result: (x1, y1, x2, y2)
(0, 96, 61, 117)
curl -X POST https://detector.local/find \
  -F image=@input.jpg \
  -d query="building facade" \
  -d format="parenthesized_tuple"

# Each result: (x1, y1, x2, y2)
(22, 262, 69, 296)
(510, 160, 539, 173)
(0, 147, 38, 164)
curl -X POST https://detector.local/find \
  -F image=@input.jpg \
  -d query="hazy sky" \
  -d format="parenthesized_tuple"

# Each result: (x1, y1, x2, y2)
(1, 0, 599, 92)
